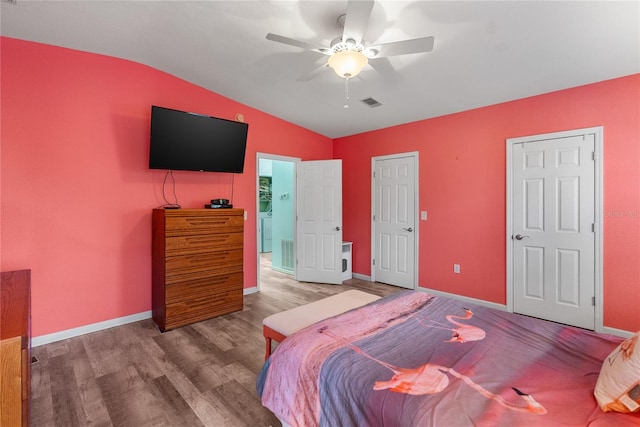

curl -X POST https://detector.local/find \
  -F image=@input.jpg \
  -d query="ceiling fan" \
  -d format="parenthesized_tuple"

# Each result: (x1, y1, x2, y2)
(265, 0, 435, 81)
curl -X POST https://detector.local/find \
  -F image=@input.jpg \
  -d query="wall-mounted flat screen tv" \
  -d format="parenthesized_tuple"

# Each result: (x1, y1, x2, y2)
(149, 105, 249, 173)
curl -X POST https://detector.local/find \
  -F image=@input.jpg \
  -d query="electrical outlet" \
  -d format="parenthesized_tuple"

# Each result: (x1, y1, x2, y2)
(453, 264, 461, 274)
(421, 211, 428, 220)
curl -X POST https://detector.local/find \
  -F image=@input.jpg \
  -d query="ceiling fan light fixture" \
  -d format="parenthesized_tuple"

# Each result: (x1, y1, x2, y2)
(364, 47, 378, 58)
(328, 50, 368, 78)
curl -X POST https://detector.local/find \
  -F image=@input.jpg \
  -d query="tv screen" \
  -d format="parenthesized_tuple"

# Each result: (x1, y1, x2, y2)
(149, 105, 248, 173)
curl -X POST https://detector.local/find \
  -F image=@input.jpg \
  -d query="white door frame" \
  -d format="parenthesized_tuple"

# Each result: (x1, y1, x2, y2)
(506, 127, 604, 332)
(256, 152, 300, 292)
(370, 151, 419, 288)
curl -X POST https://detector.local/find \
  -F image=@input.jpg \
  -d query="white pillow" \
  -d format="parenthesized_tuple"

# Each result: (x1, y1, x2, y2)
(594, 331, 640, 413)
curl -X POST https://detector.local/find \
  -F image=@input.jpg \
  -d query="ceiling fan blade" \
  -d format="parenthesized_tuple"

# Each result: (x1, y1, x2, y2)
(368, 57, 396, 77)
(342, 0, 374, 43)
(368, 36, 435, 58)
(266, 33, 328, 55)
(296, 63, 330, 82)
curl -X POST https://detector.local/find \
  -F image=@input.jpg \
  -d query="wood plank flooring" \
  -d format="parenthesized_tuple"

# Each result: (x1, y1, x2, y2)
(30, 254, 403, 426)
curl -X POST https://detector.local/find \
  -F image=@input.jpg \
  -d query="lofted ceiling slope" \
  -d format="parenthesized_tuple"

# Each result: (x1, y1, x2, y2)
(1, 1, 639, 138)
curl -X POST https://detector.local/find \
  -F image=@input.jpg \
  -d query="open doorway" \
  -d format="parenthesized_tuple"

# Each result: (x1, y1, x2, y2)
(257, 153, 345, 291)
(257, 153, 299, 291)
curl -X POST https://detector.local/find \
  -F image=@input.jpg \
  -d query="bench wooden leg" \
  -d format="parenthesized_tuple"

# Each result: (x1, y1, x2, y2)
(264, 336, 272, 361)
(263, 325, 287, 360)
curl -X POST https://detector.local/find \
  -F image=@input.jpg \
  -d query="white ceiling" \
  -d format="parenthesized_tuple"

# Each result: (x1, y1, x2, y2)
(2, 1, 639, 138)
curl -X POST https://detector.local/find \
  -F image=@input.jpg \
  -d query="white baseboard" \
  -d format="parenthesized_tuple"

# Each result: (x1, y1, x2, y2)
(418, 287, 635, 338)
(32, 310, 152, 347)
(33, 287, 260, 347)
(353, 272, 371, 281)
(602, 325, 635, 338)
(416, 286, 508, 312)
(32, 287, 635, 347)
(271, 266, 294, 275)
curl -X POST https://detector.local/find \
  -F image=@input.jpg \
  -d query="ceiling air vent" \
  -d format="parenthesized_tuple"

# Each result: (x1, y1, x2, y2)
(361, 97, 382, 108)
(2, 0, 17, 4)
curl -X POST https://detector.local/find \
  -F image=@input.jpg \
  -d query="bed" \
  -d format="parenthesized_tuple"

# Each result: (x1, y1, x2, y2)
(257, 291, 640, 426)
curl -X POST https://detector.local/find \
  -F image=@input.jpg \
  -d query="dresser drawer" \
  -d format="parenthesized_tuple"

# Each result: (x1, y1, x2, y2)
(164, 287, 243, 329)
(166, 272, 243, 304)
(165, 212, 243, 236)
(165, 232, 243, 256)
(165, 249, 243, 284)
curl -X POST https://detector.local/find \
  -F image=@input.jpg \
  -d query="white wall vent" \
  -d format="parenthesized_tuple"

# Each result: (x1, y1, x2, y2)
(281, 239, 294, 271)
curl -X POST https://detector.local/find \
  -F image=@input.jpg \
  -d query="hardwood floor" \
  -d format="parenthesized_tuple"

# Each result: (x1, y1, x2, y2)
(31, 254, 403, 426)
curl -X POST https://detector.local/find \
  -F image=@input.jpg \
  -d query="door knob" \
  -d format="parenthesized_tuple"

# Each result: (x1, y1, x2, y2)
(403, 227, 413, 232)
(514, 234, 530, 240)
(335, 226, 341, 231)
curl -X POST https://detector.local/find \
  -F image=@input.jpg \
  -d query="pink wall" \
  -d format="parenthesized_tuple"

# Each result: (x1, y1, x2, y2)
(0, 37, 333, 336)
(2, 36, 637, 337)
(335, 74, 640, 333)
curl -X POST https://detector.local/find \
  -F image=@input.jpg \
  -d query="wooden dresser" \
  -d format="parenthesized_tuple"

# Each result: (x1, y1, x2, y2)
(152, 208, 244, 332)
(1, 269, 31, 427)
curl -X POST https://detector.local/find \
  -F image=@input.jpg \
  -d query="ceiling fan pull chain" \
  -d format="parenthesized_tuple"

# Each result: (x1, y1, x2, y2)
(344, 77, 350, 109)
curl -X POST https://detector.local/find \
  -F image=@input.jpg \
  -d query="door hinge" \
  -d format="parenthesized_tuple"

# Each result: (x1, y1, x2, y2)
(592, 151, 596, 161)
(592, 223, 595, 233)
(373, 214, 375, 221)
(372, 259, 375, 266)
(373, 171, 376, 178)
(592, 296, 595, 306)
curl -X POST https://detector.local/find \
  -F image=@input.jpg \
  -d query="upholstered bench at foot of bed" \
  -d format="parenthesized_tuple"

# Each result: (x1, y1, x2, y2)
(262, 290, 381, 359)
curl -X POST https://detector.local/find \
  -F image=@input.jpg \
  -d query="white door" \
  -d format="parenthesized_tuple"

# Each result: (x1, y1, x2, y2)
(373, 154, 417, 289)
(511, 133, 596, 329)
(295, 160, 343, 285)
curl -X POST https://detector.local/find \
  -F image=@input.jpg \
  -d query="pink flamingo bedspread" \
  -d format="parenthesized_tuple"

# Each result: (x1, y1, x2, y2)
(257, 291, 639, 426)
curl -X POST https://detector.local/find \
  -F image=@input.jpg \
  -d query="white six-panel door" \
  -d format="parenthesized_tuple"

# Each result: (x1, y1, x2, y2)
(373, 155, 417, 289)
(295, 160, 343, 285)
(511, 132, 596, 329)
